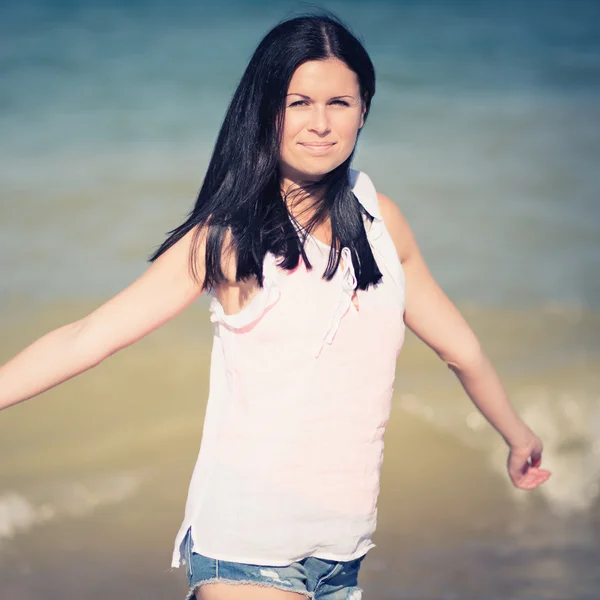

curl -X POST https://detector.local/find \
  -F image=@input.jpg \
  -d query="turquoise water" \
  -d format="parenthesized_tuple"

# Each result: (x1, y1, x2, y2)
(1, 0, 599, 308)
(1, 1, 599, 598)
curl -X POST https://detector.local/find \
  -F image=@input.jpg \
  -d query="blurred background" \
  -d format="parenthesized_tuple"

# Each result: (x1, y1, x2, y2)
(0, 0, 599, 598)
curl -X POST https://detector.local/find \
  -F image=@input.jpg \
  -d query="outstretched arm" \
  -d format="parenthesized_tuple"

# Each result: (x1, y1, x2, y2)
(0, 226, 207, 411)
(378, 192, 551, 491)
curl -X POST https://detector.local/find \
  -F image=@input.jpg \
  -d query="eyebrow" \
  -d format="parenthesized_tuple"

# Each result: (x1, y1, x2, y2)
(286, 93, 355, 100)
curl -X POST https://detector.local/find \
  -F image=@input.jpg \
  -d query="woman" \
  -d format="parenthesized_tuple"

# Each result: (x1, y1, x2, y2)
(0, 12, 550, 600)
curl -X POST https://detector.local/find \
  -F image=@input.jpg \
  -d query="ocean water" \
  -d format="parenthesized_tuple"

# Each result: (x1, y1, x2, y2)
(0, 1, 599, 598)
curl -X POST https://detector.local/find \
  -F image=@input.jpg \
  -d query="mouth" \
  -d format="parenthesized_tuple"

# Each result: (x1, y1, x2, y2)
(299, 142, 336, 147)
(298, 142, 336, 154)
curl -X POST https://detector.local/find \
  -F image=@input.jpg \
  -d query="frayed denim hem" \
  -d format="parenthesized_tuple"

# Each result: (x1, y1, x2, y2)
(185, 578, 315, 600)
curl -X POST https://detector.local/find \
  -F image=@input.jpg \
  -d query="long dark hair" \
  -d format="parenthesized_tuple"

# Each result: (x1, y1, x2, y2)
(148, 12, 382, 291)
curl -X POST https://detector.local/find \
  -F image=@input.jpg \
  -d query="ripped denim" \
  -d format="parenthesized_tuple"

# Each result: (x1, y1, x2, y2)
(181, 528, 366, 600)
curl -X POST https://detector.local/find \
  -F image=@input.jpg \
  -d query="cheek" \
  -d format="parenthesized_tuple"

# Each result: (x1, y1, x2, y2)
(281, 114, 304, 147)
(335, 127, 359, 153)
(333, 113, 362, 141)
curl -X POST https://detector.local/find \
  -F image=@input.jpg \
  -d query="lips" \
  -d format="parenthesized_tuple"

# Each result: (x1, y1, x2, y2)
(299, 142, 335, 147)
(298, 142, 336, 154)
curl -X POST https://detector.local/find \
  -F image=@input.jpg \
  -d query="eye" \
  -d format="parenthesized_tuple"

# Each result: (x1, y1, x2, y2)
(331, 100, 350, 107)
(288, 100, 308, 107)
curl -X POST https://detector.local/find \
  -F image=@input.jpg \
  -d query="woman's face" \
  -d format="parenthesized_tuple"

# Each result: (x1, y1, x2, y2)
(279, 58, 366, 186)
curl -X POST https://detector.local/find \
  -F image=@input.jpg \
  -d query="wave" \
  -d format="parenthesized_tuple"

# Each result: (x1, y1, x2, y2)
(0, 470, 144, 542)
(396, 386, 600, 515)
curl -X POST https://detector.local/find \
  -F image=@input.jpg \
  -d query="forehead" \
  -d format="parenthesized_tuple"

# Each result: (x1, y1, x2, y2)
(287, 58, 360, 95)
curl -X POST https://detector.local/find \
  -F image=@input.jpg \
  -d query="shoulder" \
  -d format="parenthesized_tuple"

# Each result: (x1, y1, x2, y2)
(349, 168, 407, 228)
(376, 191, 416, 264)
(349, 169, 417, 263)
(349, 168, 380, 218)
(376, 191, 403, 222)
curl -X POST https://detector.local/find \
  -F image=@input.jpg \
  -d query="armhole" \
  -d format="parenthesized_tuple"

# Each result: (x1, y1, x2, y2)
(353, 172, 407, 299)
(208, 253, 282, 332)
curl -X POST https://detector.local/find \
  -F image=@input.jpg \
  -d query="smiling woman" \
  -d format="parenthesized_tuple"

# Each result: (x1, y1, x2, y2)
(0, 9, 551, 600)
(281, 59, 366, 184)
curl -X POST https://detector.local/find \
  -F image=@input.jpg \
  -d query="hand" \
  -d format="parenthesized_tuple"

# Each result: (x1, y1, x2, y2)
(507, 428, 552, 490)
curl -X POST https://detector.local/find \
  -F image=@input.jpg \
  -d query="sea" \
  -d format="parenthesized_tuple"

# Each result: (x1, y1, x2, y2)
(0, 0, 599, 598)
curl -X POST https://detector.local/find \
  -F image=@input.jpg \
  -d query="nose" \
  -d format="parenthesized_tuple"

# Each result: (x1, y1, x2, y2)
(307, 105, 330, 136)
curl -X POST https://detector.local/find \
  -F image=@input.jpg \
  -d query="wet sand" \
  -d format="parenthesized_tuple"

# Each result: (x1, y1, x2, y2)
(1, 302, 599, 598)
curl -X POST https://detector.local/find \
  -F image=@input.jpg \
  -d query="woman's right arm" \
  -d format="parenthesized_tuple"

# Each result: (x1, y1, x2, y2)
(0, 226, 207, 411)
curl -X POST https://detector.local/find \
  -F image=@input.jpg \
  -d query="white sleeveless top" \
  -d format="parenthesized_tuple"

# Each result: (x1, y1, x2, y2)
(171, 169, 406, 568)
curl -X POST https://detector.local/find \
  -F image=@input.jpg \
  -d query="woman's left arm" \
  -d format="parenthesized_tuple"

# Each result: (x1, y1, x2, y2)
(377, 192, 551, 491)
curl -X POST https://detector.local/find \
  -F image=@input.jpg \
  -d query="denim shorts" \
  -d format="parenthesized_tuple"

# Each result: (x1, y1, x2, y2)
(181, 529, 367, 600)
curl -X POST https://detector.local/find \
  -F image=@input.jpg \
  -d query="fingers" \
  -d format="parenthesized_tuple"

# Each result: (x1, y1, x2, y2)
(507, 433, 549, 490)
(508, 438, 545, 481)
(511, 467, 551, 490)
(507, 451, 532, 479)
(530, 440, 543, 467)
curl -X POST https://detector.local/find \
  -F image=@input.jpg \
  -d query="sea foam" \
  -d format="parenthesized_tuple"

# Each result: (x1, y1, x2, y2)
(0, 470, 144, 542)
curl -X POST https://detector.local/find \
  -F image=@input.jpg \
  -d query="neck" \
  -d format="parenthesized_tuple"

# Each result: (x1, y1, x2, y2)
(281, 180, 325, 225)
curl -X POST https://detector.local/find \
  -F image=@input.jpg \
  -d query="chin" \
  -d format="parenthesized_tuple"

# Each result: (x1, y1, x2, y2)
(299, 160, 345, 180)
(281, 155, 348, 184)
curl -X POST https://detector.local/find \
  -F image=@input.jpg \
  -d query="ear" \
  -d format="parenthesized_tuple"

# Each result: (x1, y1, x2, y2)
(359, 100, 367, 129)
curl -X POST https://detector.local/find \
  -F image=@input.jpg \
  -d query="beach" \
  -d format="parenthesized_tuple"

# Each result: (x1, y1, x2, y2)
(1, 305, 599, 598)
